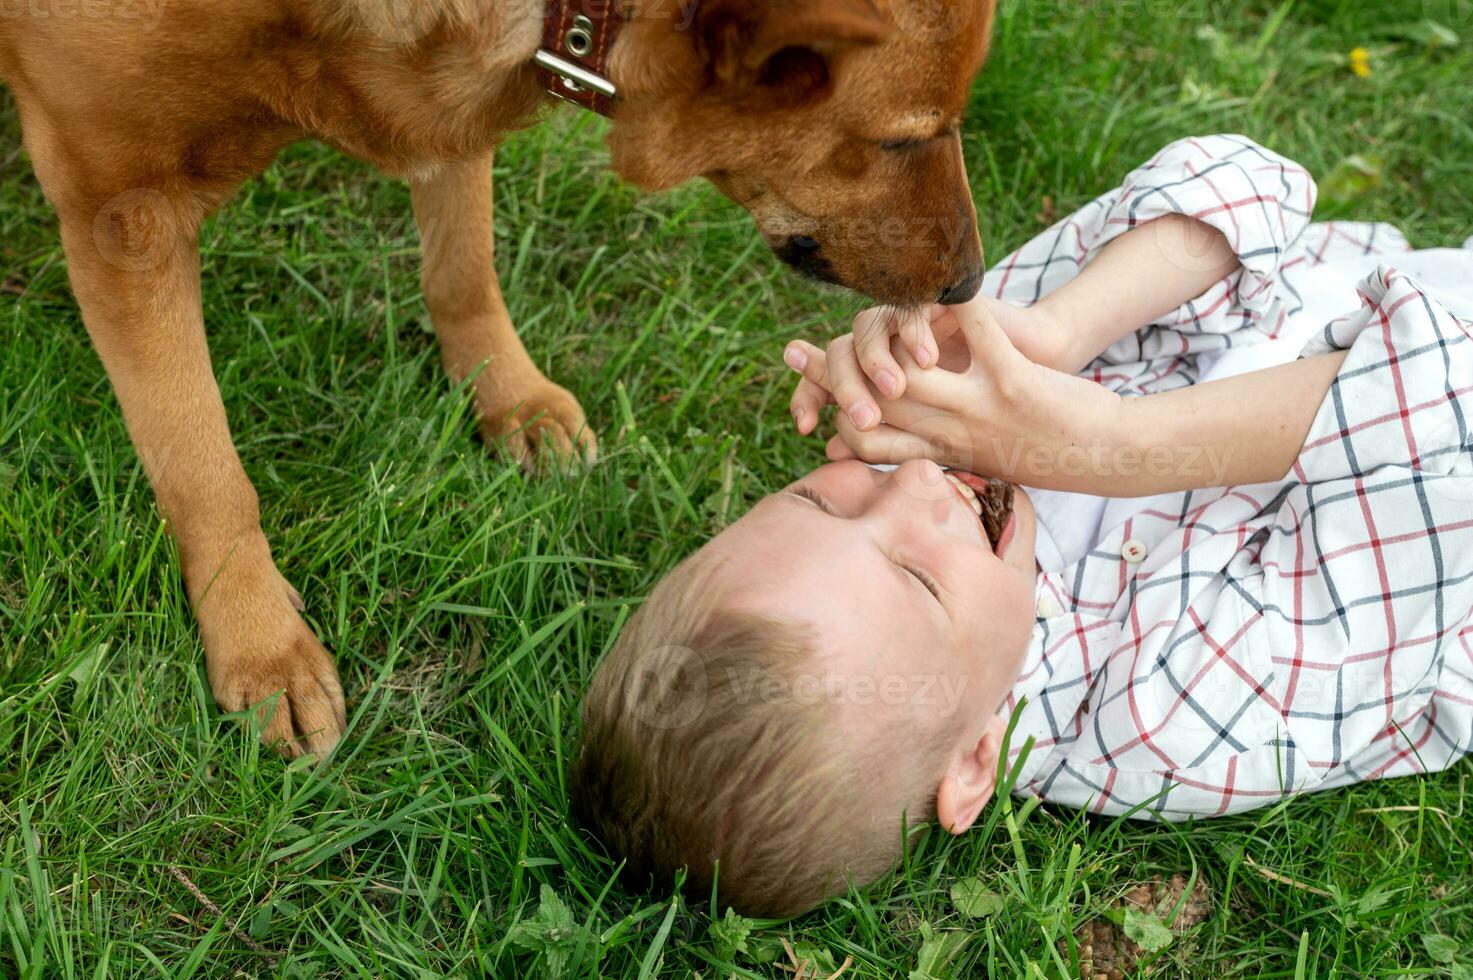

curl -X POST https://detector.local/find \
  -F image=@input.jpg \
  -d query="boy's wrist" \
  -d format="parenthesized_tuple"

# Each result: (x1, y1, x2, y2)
(1037, 388, 1160, 496)
(976, 367, 1128, 495)
(1031, 294, 1088, 373)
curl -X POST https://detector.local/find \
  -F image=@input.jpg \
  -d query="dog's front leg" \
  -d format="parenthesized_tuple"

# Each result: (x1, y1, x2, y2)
(57, 189, 346, 756)
(411, 154, 596, 467)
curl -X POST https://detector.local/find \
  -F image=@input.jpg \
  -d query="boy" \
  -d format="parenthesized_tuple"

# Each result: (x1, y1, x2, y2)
(573, 136, 1473, 918)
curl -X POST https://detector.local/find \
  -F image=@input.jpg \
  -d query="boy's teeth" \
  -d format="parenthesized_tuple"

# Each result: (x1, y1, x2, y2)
(946, 471, 1017, 549)
(945, 473, 984, 515)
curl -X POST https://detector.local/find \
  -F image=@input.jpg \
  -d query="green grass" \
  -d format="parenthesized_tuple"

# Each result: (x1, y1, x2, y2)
(3, 0, 1472, 975)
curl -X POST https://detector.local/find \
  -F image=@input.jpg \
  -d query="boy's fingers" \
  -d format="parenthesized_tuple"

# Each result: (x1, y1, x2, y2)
(825, 433, 858, 461)
(851, 308, 907, 400)
(783, 339, 824, 379)
(789, 377, 832, 435)
(954, 298, 1019, 371)
(897, 306, 939, 369)
(784, 340, 833, 434)
(833, 410, 982, 472)
(832, 414, 941, 465)
(889, 335, 956, 407)
(785, 336, 883, 432)
(824, 335, 884, 432)
(928, 303, 964, 343)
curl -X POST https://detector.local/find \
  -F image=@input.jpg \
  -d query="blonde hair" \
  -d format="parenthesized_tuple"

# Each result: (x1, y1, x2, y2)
(573, 553, 954, 918)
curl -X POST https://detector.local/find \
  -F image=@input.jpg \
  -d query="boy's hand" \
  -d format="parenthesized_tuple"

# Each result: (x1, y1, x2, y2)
(784, 301, 1122, 479)
(795, 212, 1242, 437)
(785, 306, 938, 436)
(931, 297, 1078, 374)
(787, 298, 1075, 437)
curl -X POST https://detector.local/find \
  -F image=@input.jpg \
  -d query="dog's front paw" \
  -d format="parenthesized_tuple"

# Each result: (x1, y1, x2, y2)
(488, 379, 598, 470)
(200, 574, 347, 758)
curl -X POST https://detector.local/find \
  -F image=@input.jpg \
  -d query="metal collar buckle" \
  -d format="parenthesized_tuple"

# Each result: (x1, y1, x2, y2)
(538, 3, 621, 115)
(534, 50, 617, 101)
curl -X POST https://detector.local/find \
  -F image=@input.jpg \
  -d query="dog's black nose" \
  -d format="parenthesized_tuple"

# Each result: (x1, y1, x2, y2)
(776, 235, 821, 268)
(775, 235, 839, 286)
(938, 271, 984, 306)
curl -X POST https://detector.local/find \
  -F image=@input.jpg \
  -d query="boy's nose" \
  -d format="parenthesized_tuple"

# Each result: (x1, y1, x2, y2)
(882, 460, 953, 508)
(894, 458, 946, 482)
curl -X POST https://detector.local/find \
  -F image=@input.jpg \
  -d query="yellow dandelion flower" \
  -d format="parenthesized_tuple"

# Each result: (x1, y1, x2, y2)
(1349, 46, 1372, 79)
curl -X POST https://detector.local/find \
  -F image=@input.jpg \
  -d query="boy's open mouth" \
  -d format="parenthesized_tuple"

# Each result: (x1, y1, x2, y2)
(945, 471, 1015, 550)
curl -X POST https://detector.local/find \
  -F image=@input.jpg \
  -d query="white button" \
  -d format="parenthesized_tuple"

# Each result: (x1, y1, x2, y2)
(1037, 595, 1065, 619)
(1122, 539, 1148, 564)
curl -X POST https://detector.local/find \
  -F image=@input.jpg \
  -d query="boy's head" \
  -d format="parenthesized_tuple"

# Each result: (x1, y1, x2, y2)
(574, 460, 1039, 917)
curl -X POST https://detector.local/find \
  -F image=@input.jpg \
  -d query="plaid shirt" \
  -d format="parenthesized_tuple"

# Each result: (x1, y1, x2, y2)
(988, 135, 1473, 819)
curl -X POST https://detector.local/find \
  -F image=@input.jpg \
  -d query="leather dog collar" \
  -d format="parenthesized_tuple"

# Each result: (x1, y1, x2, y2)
(535, 0, 627, 117)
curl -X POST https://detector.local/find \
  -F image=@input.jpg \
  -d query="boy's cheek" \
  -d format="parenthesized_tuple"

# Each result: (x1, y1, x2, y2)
(998, 580, 1040, 668)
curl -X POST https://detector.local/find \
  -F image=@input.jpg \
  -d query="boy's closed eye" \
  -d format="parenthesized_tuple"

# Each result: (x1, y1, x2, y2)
(787, 484, 834, 514)
(897, 562, 943, 602)
(785, 484, 945, 604)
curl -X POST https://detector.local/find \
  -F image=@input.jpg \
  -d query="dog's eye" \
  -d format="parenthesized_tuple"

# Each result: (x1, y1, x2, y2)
(879, 124, 959, 153)
(879, 138, 930, 153)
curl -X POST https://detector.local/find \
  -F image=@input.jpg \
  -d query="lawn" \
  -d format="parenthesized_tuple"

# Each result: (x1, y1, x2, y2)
(3, 0, 1472, 976)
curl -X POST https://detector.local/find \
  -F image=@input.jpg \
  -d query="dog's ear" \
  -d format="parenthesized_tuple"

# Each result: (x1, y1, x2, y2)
(699, 0, 891, 87)
(613, 0, 890, 101)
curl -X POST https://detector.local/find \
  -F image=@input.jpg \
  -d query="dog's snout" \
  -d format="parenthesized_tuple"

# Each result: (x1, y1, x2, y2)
(938, 269, 984, 306)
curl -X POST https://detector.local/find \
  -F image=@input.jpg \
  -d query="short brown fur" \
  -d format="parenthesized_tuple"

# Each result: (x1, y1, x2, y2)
(0, 0, 996, 753)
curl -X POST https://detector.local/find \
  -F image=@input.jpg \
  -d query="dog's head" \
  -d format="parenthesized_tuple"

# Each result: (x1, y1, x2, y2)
(607, 0, 996, 306)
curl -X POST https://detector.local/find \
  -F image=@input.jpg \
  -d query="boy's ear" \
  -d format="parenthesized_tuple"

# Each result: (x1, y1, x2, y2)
(935, 714, 1008, 835)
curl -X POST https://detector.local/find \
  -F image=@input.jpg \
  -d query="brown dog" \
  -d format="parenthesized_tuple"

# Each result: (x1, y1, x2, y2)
(0, 0, 995, 755)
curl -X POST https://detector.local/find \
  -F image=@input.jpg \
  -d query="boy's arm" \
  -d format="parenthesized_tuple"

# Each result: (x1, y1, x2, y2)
(1029, 212, 1242, 374)
(1084, 349, 1349, 495)
(803, 214, 1241, 435)
(795, 302, 1349, 497)
(935, 213, 1242, 375)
